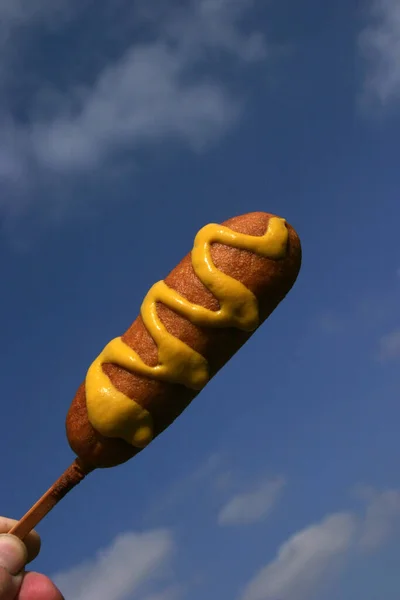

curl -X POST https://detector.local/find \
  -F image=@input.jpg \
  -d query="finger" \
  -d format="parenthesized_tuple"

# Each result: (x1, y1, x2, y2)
(19, 572, 64, 600)
(0, 519, 41, 564)
(0, 566, 21, 600)
(0, 535, 26, 600)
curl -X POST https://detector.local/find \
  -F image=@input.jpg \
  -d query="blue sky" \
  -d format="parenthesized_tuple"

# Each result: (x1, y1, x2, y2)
(1, 0, 400, 598)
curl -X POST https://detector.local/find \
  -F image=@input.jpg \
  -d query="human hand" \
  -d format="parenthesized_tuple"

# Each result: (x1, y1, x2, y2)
(0, 518, 63, 600)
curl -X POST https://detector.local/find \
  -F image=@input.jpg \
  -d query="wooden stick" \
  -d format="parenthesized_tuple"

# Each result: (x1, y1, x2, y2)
(8, 459, 93, 540)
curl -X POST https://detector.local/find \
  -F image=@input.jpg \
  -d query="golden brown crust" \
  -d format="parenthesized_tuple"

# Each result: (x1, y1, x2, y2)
(66, 212, 302, 468)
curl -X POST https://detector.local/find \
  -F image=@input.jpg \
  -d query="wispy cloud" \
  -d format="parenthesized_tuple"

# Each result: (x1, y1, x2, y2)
(377, 328, 400, 361)
(143, 453, 225, 523)
(52, 528, 177, 600)
(48, 485, 400, 600)
(0, 0, 62, 32)
(314, 290, 400, 337)
(240, 512, 356, 600)
(356, 486, 400, 550)
(145, 451, 284, 528)
(311, 290, 400, 367)
(0, 0, 272, 221)
(218, 477, 285, 526)
(240, 487, 400, 600)
(29, 44, 238, 171)
(359, 0, 400, 106)
(314, 311, 346, 335)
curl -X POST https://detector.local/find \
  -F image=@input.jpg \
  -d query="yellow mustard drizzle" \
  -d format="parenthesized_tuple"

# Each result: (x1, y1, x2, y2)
(85, 216, 288, 448)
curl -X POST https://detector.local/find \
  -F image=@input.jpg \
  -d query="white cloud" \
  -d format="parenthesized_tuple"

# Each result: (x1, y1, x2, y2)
(218, 477, 285, 526)
(52, 528, 176, 600)
(357, 487, 400, 550)
(0, 0, 271, 220)
(241, 512, 357, 600)
(0, 0, 53, 30)
(29, 43, 239, 171)
(0, 0, 57, 19)
(359, 0, 400, 105)
(240, 487, 400, 600)
(159, 0, 267, 62)
(0, 0, 90, 33)
(377, 328, 400, 360)
(0, 0, 84, 60)
(48, 486, 400, 600)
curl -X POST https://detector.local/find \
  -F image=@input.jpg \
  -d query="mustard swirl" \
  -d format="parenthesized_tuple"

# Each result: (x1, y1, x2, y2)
(85, 216, 288, 448)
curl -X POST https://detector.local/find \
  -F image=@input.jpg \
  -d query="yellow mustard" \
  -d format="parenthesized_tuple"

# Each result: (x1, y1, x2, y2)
(85, 216, 288, 447)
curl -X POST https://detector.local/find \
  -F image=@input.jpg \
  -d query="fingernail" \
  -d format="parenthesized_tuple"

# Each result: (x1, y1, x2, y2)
(0, 535, 27, 575)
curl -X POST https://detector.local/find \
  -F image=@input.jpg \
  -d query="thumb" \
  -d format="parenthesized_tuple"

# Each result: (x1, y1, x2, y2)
(0, 534, 27, 600)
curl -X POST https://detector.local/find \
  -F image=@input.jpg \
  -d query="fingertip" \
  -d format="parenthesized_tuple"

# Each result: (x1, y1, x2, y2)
(0, 518, 41, 564)
(0, 534, 28, 575)
(19, 572, 64, 600)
